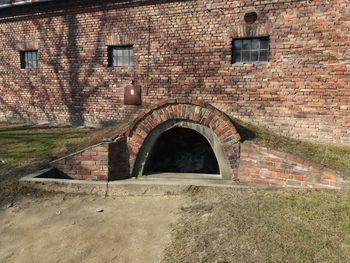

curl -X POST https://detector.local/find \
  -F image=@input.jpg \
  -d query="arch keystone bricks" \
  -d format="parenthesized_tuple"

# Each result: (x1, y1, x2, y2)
(126, 99, 241, 179)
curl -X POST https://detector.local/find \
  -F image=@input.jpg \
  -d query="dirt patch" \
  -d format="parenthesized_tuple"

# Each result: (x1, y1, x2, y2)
(0, 193, 187, 263)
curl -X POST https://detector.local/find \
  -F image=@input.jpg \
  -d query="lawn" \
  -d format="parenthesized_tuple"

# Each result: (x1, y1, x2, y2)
(164, 187, 350, 263)
(0, 123, 128, 199)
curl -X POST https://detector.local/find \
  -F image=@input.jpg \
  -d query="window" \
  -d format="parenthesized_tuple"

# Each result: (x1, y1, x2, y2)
(232, 37, 269, 63)
(108, 45, 134, 67)
(20, 50, 39, 69)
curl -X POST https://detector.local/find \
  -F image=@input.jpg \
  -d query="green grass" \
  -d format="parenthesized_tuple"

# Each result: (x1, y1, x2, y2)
(0, 123, 128, 199)
(164, 188, 350, 263)
(232, 118, 350, 174)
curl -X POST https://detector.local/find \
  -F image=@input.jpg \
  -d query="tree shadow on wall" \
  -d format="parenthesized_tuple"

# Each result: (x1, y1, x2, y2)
(0, 0, 196, 126)
(0, 5, 111, 126)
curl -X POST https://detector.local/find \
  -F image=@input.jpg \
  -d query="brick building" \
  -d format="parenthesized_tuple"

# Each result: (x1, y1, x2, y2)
(0, 0, 349, 146)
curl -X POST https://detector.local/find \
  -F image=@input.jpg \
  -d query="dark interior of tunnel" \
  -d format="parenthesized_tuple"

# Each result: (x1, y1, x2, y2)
(143, 127, 220, 175)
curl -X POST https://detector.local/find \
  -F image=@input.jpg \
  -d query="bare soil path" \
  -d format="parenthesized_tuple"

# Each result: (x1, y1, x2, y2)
(0, 193, 187, 263)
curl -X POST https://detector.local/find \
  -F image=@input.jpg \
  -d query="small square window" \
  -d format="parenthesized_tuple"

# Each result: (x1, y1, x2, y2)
(108, 45, 134, 67)
(20, 50, 39, 69)
(232, 37, 269, 63)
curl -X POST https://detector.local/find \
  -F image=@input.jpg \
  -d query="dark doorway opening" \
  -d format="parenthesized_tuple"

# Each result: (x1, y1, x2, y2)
(144, 128, 220, 175)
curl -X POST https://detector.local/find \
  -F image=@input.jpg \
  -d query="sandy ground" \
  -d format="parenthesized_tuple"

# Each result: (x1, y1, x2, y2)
(0, 193, 187, 263)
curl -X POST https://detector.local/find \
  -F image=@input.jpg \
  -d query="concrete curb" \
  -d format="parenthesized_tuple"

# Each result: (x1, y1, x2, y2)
(20, 168, 108, 196)
(19, 168, 254, 197)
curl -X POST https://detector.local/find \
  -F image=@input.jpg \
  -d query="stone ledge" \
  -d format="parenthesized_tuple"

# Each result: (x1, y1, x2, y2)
(19, 168, 255, 197)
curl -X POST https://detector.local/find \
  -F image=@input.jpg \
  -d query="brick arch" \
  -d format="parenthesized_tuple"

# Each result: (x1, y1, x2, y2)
(227, 22, 272, 38)
(126, 99, 241, 180)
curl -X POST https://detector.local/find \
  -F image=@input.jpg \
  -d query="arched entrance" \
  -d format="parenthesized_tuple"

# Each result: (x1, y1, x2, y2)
(144, 127, 220, 175)
(132, 120, 232, 178)
(127, 99, 241, 180)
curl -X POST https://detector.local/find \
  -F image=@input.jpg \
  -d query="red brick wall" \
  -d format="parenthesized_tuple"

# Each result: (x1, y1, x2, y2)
(0, 0, 349, 145)
(51, 143, 110, 181)
(239, 141, 349, 189)
(51, 137, 129, 181)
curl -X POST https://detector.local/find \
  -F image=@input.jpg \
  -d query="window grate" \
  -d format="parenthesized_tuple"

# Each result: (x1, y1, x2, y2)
(20, 50, 39, 69)
(232, 37, 269, 63)
(108, 45, 134, 67)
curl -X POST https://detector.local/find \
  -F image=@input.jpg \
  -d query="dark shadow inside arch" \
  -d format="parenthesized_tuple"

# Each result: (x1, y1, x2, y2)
(143, 127, 220, 175)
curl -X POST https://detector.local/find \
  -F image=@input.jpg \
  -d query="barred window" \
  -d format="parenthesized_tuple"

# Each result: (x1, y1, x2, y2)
(232, 37, 269, 63)
(108, 45, 134, 67)
(20, 50, 39, 69)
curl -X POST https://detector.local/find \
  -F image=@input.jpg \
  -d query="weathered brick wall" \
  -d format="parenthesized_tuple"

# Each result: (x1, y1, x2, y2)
(51, 143, 109, 181)
(239, 141, 349, 189)
(0, 0, 349, 145)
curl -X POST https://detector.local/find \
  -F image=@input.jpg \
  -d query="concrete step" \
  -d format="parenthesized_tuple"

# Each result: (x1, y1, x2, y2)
(20, 168, 254, 197)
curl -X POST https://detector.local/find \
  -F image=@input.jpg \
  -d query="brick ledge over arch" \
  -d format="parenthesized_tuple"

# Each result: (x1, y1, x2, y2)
(126, 99, 241, 179)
